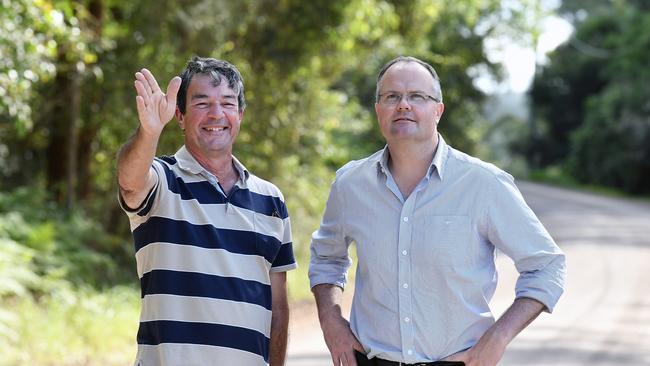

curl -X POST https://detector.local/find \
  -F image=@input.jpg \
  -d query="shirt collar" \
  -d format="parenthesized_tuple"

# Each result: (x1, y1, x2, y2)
(231, 155, 250, 182)
(174, 145, 250, 183)
(431, 134, 449, 180)
(375, 133, 449, 181)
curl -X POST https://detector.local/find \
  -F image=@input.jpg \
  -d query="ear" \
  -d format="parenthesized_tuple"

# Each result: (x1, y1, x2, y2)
(175, 107, 185, 130)
(435, 102, 445, 123)
(238, 108, 245, 121)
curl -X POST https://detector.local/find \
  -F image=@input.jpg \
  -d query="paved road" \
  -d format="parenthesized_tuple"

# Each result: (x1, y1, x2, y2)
(286, 181, 650, 366)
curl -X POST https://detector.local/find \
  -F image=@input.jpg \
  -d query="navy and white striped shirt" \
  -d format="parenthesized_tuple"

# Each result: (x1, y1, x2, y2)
(120, 146, 296, 366)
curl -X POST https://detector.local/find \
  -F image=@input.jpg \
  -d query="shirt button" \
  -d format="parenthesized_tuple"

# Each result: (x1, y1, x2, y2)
(404, 317, 410, 322)
(403, 216, 409, 222)
(403, 283, 409, 289)
(402, 250, 408, 256)
(407, 349, 413, 355)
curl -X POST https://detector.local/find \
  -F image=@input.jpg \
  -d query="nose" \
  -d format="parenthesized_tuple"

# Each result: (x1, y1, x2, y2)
(396, 95, 412, 111)
(207, 104, 224, 119)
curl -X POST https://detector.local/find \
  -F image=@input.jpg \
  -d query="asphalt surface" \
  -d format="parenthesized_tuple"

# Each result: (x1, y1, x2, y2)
(286, 181, 650, 366)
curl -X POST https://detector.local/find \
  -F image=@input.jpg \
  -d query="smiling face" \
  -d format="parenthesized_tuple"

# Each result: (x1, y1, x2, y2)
(176, 74, 243, 160)
(375, 61, 444, 147)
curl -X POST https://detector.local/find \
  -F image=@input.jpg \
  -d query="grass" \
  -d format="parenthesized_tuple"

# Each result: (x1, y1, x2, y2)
(0, 286, 139, 366)
(527, 166, 650, 203)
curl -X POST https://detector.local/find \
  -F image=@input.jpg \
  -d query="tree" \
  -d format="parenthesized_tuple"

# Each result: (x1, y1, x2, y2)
(1, 0, 547, 288)
(529, 0, 650, 193)
(567, 8, 650, 193)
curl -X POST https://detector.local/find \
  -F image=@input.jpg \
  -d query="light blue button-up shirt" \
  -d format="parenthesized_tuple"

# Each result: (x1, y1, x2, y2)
(309, 135, 566, 363)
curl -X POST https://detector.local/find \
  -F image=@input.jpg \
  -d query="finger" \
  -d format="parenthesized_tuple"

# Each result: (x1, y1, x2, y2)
(141, 68, 162, 94)
(340, 353, 348, 366)
(342, 351, 357, 366)
(165, 76, 182, 108)
(135, 95, 147, 122)
(134, 72, 153, 95)
(134, 80, 152, 107)
(330, 354, 340, 366)
(352, 339, 364, 352)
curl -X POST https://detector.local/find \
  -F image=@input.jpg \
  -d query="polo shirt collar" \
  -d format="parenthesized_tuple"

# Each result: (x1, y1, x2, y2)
(174, 145, 250, 183)
(231, 155, 250, 182)
(376, 133, 449, 181)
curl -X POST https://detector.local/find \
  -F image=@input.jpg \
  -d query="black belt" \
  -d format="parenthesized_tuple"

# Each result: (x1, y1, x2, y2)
(355, 351, 465, 366)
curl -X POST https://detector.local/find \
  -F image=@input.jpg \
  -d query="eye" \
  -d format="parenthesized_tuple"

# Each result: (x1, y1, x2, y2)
(222, 102, 237, 109)
(384, 93, 401, 104)
(195, 102, 208, 108)
(409, 93, 426, 103)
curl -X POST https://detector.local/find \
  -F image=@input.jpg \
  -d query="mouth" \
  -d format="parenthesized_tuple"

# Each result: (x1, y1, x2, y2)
(202, 126, 228, 132)
(393, 117, 416, 123)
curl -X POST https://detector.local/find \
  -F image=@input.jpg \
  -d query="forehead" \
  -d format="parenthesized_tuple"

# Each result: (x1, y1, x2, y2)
(379, 62, 435, 92)
(188, 74, 237, 96)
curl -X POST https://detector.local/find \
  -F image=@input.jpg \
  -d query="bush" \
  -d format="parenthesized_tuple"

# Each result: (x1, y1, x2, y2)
(0, 187, 134, 293)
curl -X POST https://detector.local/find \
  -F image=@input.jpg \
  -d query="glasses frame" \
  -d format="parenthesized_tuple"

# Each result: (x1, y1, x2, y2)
(377, 91, 441, 106)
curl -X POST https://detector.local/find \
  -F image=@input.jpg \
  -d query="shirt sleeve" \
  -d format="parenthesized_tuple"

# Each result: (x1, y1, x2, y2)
(486, 172, 567, 313)
(308, 177, 352, 289)
(117, 160, 162, 221)
(270, 211, 297, 273)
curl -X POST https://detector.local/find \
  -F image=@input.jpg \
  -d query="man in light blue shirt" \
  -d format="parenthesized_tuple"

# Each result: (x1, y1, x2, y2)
(309, 56, 566, 366)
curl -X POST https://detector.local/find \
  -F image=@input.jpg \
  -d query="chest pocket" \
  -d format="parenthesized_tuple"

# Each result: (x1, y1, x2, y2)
(415, 215, 472, 266)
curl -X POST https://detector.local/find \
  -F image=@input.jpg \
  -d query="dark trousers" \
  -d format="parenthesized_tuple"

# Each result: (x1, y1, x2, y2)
(354, 351, 465, 366)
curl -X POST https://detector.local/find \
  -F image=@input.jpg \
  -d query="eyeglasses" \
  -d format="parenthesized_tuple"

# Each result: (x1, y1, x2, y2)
(378, 92, 440, 105)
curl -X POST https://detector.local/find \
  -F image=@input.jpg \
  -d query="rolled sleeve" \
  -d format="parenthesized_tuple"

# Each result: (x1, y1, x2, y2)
(117, 161, 162, 226)
(308, 178, 352, 289)
(487, 172, 567, 312)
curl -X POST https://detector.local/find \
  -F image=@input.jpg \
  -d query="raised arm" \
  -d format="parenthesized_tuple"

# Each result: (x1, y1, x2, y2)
(117, 69, 181, 209)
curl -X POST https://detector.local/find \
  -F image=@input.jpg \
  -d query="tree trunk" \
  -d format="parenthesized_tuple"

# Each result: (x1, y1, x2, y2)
(46, 59, 80, 208)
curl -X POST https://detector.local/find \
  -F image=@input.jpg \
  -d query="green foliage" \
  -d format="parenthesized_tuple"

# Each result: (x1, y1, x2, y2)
(0, 0, 59, 135)
(0, 187, 138, 365)
(530, 1, 650, 193)
(0, 239, 39, 299)
(0, 1, 549, 363)
(0, 187, 133, 292)
(528, 11, 612, 166)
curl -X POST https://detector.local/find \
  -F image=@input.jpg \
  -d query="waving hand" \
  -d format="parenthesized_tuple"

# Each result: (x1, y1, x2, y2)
(134, 68, 182, 135)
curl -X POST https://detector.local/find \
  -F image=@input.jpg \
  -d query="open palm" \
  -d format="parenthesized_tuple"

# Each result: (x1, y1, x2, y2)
(134, 68, 181, 135)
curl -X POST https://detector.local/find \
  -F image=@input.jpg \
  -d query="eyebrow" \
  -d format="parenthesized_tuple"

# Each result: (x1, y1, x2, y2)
(190, 94, 209, 100)
(381, 90, 430, 94)
(190, 93, 237, 101)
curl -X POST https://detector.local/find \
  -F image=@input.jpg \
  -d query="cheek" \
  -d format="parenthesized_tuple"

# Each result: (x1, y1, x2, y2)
(225, 112, 242, 127)
(184, 112, 204, 126)
(376, 110, 391, 126)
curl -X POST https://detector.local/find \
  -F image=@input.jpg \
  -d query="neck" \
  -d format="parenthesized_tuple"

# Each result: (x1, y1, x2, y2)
(387, 135, 439, 179)
(186, 145, 237, 181)
(385, 136, 438, 200)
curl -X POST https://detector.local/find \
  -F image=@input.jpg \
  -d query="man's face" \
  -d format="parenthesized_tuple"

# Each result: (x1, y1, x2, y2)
(176, 74, 243, 158)
(374, 62, 444, 145)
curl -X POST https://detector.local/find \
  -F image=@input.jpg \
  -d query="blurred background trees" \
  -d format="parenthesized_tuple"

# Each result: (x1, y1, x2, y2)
(1, 0, 648, 364)
(529, 0, 650, 193)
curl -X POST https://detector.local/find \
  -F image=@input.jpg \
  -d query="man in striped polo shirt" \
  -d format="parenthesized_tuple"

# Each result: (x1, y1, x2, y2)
(117, 57, 296, 366)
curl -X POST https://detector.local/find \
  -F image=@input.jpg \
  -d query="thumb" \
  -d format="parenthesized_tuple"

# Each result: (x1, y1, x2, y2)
(165, 76, 182, 106)
(352, 338, 365, 352)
